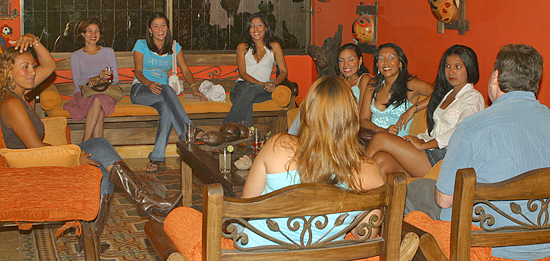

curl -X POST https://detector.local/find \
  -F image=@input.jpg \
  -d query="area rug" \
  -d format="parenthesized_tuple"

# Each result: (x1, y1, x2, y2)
(21, 167, 204, 261)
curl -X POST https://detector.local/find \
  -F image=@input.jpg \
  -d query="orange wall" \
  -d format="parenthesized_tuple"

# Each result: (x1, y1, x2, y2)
(313, 0, 550, 106)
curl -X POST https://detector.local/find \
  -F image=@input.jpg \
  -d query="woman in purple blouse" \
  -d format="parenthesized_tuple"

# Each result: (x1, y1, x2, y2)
(64, 17, 119, 142)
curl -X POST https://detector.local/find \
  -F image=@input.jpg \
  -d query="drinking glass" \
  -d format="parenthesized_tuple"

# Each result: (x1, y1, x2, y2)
(185, 122, 196, 142)
(219, 148, 231, 174)
(106, 67, 114, 83)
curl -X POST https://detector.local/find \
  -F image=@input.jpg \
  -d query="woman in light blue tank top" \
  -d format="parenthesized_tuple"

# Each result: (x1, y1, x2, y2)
(163, 77, 385, 255)
(288, 44, 372, 135)
(358, 43, 433, 137)
(240, 76, 385, 248)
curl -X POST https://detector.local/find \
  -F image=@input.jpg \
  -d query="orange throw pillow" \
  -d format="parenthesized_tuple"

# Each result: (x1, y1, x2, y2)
(0, 144, 81, 168)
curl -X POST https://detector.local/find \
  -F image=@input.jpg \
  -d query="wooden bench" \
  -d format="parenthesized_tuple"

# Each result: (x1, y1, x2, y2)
(32, 51, 297, 146)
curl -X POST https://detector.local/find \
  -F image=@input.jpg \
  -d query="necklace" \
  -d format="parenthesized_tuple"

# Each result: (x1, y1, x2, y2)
(382, 80, 392, 102)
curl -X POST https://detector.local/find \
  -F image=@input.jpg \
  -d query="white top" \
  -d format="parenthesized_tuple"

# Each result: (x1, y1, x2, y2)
(238, 46, 275, 83)
(417, 83, 484, 149)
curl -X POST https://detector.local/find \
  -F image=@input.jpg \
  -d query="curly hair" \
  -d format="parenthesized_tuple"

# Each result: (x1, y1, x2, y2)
(0, 47, 23, 99)
(370, 43, 415, 108)
(292, 76, 367, 192)
(244, 12, 274, 54)
(427, 45, 479, 133)
(74, 17, 104, 47)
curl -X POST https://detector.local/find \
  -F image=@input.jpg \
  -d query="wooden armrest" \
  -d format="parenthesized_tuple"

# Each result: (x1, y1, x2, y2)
(145, 220, 185, 261)
(402, 221, 448, 261)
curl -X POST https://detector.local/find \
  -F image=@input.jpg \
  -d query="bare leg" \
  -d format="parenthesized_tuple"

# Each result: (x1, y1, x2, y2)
(366, 132, 432, 178)
(92, 108, 105, 138)
(372, 151, 410, 182)
(83, 97, 103, 142)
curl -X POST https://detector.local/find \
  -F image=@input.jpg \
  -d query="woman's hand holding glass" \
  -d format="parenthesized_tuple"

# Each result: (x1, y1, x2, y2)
(87, 69, 111, 87)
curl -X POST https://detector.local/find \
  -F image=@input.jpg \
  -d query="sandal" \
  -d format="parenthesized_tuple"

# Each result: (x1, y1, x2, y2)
(147, 160, 160, 172)
(194, 127, 206, 140)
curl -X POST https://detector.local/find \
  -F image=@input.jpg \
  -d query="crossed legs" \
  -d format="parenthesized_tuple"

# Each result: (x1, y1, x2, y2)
(366, 132, 432, 181)
(83, 97, 105, 142)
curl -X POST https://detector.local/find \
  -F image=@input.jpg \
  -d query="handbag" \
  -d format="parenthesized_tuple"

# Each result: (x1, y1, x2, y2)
(80, 83, 123, 101)
(168, 40, 184, 95)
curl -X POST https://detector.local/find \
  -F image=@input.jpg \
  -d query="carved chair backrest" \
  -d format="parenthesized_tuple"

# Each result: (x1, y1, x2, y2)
(450, 168, 550, 260)
(202, 172, 407, 261)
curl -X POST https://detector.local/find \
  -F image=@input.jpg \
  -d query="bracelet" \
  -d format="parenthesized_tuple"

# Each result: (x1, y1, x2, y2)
(33, 37, 40, 47)
(190, 83, 198, 88)
(415, 104, 419, 113)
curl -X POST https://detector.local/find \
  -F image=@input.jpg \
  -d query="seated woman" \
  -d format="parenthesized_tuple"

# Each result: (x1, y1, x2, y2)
(288, 43, 371, 135)
(0, 34, 181, 253)
(131, 12, 206, 172)
(164, 76, 385, 257)
(223, 12, 288, 127)
(360, 43, 433, 137)
(365, 45, 484, 180)
(64, 17, 119, 142)
(289, 43, 432, 137)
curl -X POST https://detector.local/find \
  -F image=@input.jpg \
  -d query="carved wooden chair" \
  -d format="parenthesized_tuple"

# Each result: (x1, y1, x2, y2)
(146, 172, 411, 261)
(0, 117, 103, 260)
(406, 168, 550, 261)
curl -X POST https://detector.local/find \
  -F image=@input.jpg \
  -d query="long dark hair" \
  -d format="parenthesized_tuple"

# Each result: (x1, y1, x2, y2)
(75, 17, 104, 47)
(336, 43, 370, 76)
(370, 43, 413, 108)
(145, 12, 173, 55)
(427, 45, 479, 133)
(244, 12, 274, 54)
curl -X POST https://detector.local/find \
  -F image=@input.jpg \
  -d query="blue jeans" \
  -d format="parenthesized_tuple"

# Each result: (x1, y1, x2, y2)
(130, 83, 192, 161)
(223, 81, 272, 127)
(77, 138, 121, 195)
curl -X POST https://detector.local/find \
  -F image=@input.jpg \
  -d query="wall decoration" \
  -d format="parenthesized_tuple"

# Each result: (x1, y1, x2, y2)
(308, 24, 342, 78)
(355, 1, 378, 54)
(429, 0, 458, 23)
(431, 0, 470, 35)
(0, 24, 12, 54)
(0, 0, 18, 20)
(352, 14, 374, 44)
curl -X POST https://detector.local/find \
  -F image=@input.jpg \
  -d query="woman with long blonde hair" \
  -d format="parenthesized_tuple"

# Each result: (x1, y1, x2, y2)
(164, 76, 384, 256)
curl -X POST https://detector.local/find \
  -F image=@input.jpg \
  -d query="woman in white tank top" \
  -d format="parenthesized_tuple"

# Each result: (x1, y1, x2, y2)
(223, 12, 288, 127)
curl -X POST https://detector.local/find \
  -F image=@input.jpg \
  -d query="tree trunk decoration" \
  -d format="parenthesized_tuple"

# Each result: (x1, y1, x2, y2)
(308, 24, 343, 78)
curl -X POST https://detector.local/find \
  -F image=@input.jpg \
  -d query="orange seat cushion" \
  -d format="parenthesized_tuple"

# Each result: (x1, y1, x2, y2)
(47, 94, 287, 118)
(404, 211, 492, 260)
(0, 165, 102, 222)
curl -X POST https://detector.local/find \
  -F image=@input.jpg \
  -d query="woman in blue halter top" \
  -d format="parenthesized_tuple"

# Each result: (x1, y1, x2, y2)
(359, 43, 433, 137)
(163, 77, 385, 255)
(288, 43, 372, 135)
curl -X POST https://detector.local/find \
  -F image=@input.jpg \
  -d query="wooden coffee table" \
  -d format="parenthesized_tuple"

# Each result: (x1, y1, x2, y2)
(177, 140, 249, 206)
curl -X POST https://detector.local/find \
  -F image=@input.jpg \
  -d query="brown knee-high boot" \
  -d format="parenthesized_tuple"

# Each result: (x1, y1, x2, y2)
(109, 160, 182, 218)
(78, 194, 112, 254)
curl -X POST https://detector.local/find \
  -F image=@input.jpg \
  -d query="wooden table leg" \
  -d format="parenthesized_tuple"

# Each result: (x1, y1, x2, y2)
(181, 161, 193, 207)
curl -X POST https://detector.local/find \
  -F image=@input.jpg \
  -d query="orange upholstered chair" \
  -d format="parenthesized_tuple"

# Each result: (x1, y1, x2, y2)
(0, 117, 103, 260)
